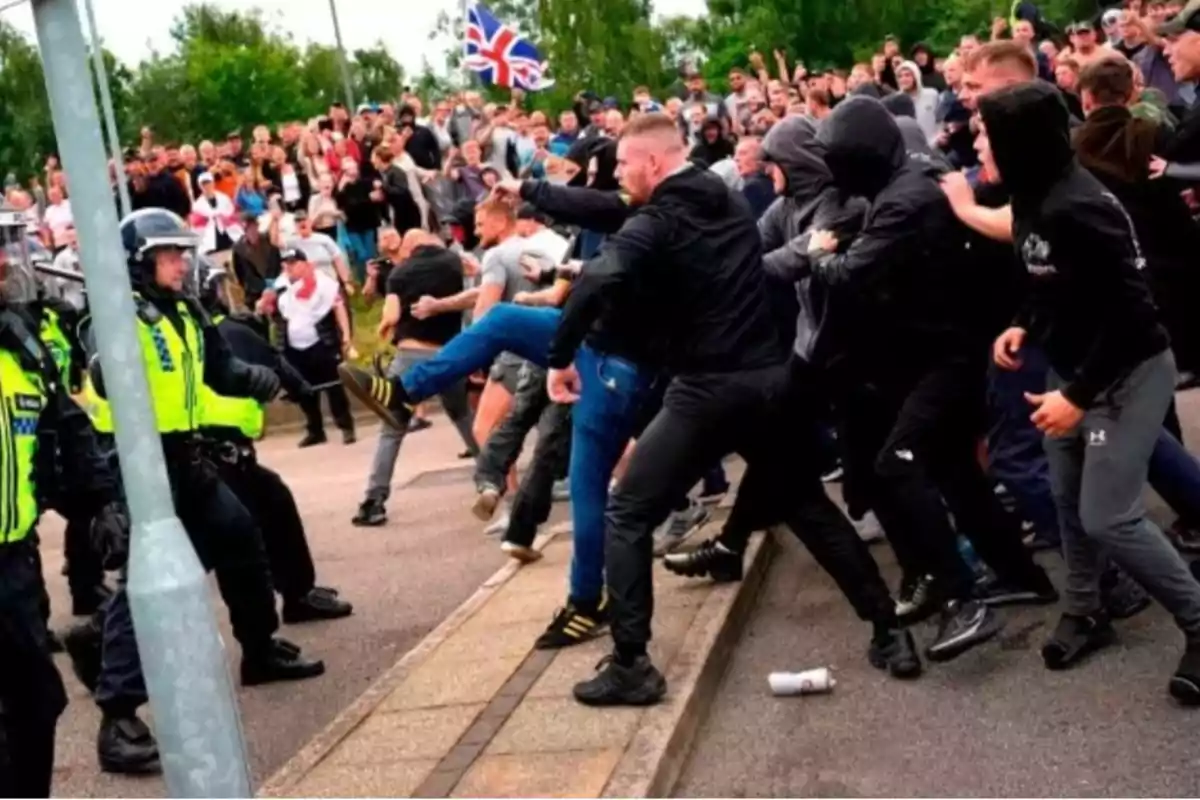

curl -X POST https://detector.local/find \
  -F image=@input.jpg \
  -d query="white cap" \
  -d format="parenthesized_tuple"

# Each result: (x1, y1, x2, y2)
(198, 171, 215, 184)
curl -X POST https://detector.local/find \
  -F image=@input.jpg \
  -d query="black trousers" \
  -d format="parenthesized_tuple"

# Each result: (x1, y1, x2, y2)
(0, 540, 66, 798)
(288, 342, 354, 437)
(63, 509, 104, 605)
(476, 363, 573, 547)
(213, 447, 317, 601)
(95, 454, 280, 714)
(838, 359, 1045, 600)
(607, 358, 897, 647)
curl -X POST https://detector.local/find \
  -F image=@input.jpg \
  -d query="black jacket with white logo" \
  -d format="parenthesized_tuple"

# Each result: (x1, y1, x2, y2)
(980, 81, 1168, 409)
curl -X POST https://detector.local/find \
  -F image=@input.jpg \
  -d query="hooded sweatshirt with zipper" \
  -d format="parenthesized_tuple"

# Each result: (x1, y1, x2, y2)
(979, 81, 1169, 409)
(548, 165, 782, 375)
(757, 116, 867, 366)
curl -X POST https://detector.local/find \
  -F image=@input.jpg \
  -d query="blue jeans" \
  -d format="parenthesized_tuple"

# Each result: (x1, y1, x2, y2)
(987, 344, 1061, 543)
(400, 304, 560, 400)
(1149, 430, 1200, 525)
(342, 228, 377, 280)
(569, 345, 652, 604)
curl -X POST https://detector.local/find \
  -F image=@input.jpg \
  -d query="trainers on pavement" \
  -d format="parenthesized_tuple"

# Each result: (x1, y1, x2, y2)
(652, 500, 710, 556)
(573, 654, 666, 707)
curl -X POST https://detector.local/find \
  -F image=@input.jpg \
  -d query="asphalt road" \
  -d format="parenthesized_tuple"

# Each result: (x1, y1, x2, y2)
(40, 417, 548, 797)
(677, 390, 1200, 798)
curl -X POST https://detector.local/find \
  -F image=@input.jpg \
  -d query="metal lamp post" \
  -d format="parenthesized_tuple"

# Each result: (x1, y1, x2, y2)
(30, 0, 252, 794)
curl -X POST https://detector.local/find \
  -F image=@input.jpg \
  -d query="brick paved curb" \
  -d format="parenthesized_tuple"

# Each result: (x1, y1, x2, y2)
(257, 520, 571, 797)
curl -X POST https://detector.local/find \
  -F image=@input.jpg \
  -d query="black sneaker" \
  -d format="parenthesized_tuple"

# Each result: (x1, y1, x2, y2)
(298, 432, 327, 448)
(895, 574, 938, 626)
(282, 589, 354, 623)
(338, 363, 414, 432)
(1041, 612, 1115, 670)
(1100, 567, 1152, 620)
(868, 628, 923, 679)
(535, 601, 608, 650)
(98, 714, 161, 775)
(241, 638, 326, 686)
(925, 599, 1003, 662)
(352, 499, 387, 527)
(573, 654, 667, 707)
(1169, 646, 1200, 706)
(976, 573, 1059, 608)
(408, 417, 433, 433)
(342, 429, 357, 445)
(662, 540, 743, 582)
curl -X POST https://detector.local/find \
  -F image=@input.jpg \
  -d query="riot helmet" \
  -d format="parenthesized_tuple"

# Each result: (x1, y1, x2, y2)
(0, 201, 36, 305)
(192, 252, 232, 314)
(119, 208, 198, 294)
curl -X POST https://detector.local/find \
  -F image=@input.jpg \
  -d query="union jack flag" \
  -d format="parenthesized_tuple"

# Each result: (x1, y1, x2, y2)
(463, 2, 554, 92)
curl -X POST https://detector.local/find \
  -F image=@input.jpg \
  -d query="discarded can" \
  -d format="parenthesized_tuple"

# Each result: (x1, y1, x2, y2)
(768, 667, 836, 696)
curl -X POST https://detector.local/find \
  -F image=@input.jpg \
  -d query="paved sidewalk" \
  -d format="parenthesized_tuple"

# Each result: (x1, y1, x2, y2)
(261, 508, 771, 798)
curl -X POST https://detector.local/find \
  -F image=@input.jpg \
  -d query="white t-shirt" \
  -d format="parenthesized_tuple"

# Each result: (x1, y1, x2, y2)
(44, 201, 73, 247)
(520, 227, 571, 268)
(278, 272, 339, 351)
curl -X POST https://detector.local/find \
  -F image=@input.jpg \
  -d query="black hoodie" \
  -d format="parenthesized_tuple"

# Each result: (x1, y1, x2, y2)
(809, 96, 981, 376)
(548, 165, 783, 374)
(757, 116, 867, 364)
(980, 82, 1168, 409)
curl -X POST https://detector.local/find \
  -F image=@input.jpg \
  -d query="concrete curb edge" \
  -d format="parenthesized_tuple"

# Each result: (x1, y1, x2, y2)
(602, 527, 778, 798)
(256, 521, 570, 797)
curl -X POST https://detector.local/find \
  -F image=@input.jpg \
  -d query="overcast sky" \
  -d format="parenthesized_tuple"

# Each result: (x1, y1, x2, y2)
(2, 0, 707, 77)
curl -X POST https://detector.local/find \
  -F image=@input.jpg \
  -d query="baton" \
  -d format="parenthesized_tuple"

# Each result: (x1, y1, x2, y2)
(33, 262, 86, 283)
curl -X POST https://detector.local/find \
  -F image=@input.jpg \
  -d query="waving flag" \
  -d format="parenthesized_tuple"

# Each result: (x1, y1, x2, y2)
(463, 2, 554, 92)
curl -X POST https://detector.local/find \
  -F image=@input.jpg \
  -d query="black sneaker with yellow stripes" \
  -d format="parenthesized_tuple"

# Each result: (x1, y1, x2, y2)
(338, 363, 414, 432)
(535, 599, 608, 650)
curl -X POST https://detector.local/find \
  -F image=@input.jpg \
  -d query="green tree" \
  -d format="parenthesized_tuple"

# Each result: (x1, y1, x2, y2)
(351, 43, 405, 104)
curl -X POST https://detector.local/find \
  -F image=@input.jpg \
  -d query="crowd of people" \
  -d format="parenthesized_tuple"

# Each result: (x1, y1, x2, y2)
(6, 0, 1200, 793)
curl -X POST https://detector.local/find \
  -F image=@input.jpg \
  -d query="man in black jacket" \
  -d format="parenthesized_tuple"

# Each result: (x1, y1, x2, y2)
(545, 113, 920, 706)
(400, 103, 443, 171)
(982, 81, 1200, 704)
(792, 96, 1058, 663)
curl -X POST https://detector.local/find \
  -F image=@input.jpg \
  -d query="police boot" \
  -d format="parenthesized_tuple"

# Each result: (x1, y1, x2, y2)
(63, 617, 104, 693)
(282, 587, 354, 624)
(98, 713, 162, 775)
(241, 637, 326, 686)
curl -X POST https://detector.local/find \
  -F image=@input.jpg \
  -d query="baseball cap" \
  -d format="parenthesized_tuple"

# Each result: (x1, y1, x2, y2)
(1158, 0, 1200, 35)
(1069, 20, 1096, 34)
(1102, 8, 1122, 26)
(197, 171, 215, 184)
(226, 129, 242, 140)
(280, 247, 307, 262)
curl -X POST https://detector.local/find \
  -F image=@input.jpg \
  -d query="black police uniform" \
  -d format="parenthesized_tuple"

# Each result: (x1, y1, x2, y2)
(0, 305, 125, 797)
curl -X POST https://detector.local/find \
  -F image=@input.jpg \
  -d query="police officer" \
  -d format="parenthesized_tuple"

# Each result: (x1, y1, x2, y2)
(27, 258, 112, 617)
(0, 202, 128, 796)
(195, 260, 353, 622)
(76, 209, 324, 774)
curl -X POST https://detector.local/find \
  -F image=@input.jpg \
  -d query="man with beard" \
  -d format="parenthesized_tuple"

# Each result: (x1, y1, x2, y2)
(979, 80, 1200, 703)
(781, 95, 1059, 662)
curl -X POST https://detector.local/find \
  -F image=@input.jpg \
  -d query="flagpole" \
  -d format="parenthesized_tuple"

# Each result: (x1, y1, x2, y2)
(461, 0, 472, 90)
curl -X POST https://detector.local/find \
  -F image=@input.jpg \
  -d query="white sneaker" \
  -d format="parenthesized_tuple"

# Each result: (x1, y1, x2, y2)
(653, 500, 711, 557)
(472, 485, 502, 521)
(500, 540, 543, 563)
(853, 511, 885, 544)
(484, 508, 510, 536)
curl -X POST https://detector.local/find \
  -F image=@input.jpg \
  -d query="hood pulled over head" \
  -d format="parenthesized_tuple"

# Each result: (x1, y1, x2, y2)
(979, 81, 1073, 203)
(760, 115, 831, 202)
(897, 60, 924, 91)
(816, 96, 906, 199)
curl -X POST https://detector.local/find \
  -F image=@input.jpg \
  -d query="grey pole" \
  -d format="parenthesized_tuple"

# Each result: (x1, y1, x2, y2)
(80, 0, 131, 218)
(29, 0, 252, 796)
(327, 0, 356, 110)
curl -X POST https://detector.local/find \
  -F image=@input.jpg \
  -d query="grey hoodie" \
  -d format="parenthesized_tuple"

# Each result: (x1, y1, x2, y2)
(758, 116, 866, 364)
(896, 59, 941, 145)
